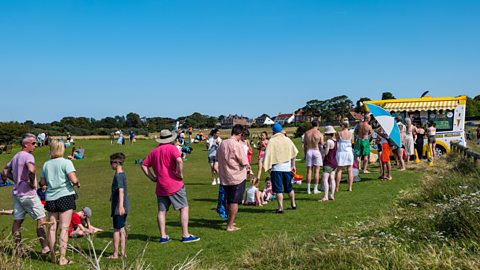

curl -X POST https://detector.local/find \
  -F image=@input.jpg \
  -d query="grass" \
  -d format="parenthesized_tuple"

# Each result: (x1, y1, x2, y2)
(235, 154, 480, 270)
(0, 137, 422, 269)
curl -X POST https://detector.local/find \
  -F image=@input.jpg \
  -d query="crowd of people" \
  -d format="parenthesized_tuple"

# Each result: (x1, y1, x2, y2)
(0, 115, 446, 265)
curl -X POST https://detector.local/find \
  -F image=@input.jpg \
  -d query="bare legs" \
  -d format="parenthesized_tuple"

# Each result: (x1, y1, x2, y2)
(335, 166, 354, 192)
(306, 166, 321, 194)
(111, 228, 126, 258)
(210, 162, 219, 185)
(226, 204, 240, 231)
(13, 217, 49, 255)
(157, 207, 191, 236)
(321, 172, 336, 201)
(362, 156, 369, 173)
(275, 190, 296, 212)
(397, 148, 406, 170)
(48, 210, 72, 265)
(257, 161, 264, 181)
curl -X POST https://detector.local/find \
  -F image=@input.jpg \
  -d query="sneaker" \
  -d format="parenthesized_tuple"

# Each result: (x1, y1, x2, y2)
(182, 235, 200, 243)
(159, 236, 171, 244)
(211, 179, 217, 185)
(307, 190, 311, 195)
(274, 209, 284, 214)
(216, 178, 220, 184)
(313, 190, 321, 194)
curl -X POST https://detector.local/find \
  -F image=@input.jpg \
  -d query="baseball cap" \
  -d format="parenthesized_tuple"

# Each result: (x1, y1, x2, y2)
(272, 123, 283, 133)
(82, 207, 92, 221)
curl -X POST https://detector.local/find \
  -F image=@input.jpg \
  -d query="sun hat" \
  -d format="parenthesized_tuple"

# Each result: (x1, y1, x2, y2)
(155, 129, 177, 144)
(324, 125, 336, 135)
(272, 123, 283, 133)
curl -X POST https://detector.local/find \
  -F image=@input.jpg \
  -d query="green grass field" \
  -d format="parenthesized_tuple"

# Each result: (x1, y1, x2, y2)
(0, 137, 422, 269)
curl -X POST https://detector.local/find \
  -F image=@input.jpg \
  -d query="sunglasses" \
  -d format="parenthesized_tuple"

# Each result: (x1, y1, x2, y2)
(110, 161, 122, 165)
(31, 142, 36, 145)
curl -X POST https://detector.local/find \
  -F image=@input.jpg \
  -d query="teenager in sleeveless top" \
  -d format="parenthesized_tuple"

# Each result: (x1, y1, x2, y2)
(320, 126, 337, 201)
(335, 121, 354, 192)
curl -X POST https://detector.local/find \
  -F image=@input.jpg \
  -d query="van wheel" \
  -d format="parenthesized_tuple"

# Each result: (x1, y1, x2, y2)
(435, 145, 446, 157)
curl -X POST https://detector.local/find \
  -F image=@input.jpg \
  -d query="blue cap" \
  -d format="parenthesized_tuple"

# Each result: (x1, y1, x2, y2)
(272, 123, 283, 133)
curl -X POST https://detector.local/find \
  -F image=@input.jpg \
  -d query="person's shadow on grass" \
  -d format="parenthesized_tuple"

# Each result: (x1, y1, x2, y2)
(167, 218, 225, 230)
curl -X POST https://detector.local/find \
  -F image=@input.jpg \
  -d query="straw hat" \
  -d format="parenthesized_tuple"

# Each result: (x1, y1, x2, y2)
(324, 125, 336, 135)
(155, 130, 176, 144)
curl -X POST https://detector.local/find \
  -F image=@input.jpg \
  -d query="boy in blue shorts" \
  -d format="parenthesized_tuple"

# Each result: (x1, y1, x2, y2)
(108, 153, 129, 259)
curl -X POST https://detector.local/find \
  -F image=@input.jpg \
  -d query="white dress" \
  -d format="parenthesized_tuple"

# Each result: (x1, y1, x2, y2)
(336, 134, 354, 166)
(404, 126, 415, 156)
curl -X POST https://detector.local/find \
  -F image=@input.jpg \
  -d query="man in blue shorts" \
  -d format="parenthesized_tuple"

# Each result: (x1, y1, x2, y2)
(262, 124, 299, 214)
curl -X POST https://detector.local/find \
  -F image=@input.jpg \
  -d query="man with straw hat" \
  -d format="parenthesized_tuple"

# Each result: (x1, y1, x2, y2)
(141, 130, 200, 243)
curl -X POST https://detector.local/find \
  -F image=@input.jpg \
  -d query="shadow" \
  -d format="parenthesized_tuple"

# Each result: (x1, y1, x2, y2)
(95, 231, 156, 242)
(293, 197, 320, 201)
(238, 207, 276, 213)
(192, 198, 217, 203)
(166, 218, 225, 230)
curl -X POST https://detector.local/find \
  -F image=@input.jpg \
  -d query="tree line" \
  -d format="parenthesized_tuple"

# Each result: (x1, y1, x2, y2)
(0, 92, 478, 145)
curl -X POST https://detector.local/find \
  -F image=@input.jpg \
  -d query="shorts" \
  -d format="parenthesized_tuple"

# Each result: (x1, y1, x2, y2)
(157, 186, 188, 211)
(74, 153, 83, 159)
(208, 156, 217, 163)
(306, 149, 323, 167)
(45, 194, 77, 213)
(223, 180, 246, 204)
(13, 194, 46, 220)
(323, 165, 336, 173)
(271, 171, 293, 194)
(355, 139, 370, 157)
(428, 136, 436, 144)
(380, 143, 391, 163)
(113, 214, 127, 229)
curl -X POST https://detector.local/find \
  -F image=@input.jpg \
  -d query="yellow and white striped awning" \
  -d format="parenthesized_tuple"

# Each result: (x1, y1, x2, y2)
(383, 100, 458, 112)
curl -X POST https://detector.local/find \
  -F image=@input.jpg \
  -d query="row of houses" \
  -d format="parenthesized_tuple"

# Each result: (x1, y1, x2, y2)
(219, 109, 322, 128)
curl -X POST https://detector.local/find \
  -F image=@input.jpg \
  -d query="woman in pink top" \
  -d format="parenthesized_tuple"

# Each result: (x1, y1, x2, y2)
(256, 131, 269, 181)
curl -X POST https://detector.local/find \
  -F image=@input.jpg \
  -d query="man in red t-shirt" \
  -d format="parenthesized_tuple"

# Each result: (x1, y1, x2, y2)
(142, 129, 200, 244)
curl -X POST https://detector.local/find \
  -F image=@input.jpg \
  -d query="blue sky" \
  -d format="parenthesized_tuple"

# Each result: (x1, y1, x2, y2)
(1, 0, 479, 122)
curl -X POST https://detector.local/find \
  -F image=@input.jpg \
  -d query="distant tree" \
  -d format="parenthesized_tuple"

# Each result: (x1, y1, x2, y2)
(466, 96, 480, 117)
(381, 92, 396, 100)
(355, 97, 372, 113)
(147, 117, 175, 132)
(0, 122, 28, 144)
(302, 95, 353, 123)
(24, 120, 34, 126)
(114, 115, 126, 128)
(126, 112, 143, 128)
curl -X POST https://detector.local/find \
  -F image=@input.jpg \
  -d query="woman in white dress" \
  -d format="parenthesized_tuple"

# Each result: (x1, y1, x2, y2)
(404, 118, 415, 164)
(335, 121, 354, 192)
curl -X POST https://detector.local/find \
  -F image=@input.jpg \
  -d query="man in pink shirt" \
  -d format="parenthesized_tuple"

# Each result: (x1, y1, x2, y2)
(2, 134, 50, 255)
(216, 124, 249, 231)
(141, 130, 200, 243)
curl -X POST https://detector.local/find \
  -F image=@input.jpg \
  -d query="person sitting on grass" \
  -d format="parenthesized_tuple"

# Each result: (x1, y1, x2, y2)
(261, 177, 273, 203)
(108, 152, 129, 259)
(69, 207, 103, 238)
(243, 177, 264, 206)
(68, 146, 85, 160)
